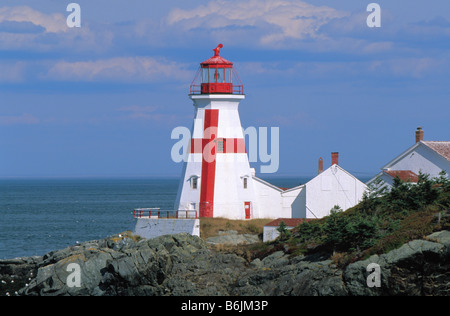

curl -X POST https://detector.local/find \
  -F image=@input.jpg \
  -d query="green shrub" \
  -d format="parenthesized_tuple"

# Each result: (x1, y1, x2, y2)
(286, 171, 450, 263)
(276, 221, 292, 241)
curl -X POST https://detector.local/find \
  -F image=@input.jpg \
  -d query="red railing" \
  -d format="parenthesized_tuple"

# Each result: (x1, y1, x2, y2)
(133, 208, 198, 219)
(190, 84, 244, 95)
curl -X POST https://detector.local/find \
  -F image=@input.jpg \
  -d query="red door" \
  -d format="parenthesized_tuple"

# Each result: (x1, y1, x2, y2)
(244, 202, 251, 219)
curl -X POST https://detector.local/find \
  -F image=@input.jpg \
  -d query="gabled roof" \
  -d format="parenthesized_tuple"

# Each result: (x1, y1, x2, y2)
(382, 140, 450, 169)
(308, 164, 367, 186)
(422, 141, 450, 161)
(381, 141, 421, 169)
(282, 184, 304, 194)
(252, 176, 285, 192)
(279, 164, 366, 194)
(383, 170, 419, 183)
(255, 161, 366, 197)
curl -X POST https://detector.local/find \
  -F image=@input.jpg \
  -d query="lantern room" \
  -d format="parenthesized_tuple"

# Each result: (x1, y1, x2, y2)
(190, 44, 244, 95)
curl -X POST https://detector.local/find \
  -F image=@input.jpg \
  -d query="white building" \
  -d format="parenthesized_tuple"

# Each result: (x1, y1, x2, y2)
(253, 152, 367, 219)
(368, 127, 450, 188)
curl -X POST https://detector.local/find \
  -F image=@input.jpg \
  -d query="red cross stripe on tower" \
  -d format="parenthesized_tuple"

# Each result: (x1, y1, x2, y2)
(189, 109, 247, 217)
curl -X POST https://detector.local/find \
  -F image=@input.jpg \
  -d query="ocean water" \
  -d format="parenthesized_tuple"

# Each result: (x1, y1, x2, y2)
(0, 178, 179, 259)
(0, 175, 365, 260)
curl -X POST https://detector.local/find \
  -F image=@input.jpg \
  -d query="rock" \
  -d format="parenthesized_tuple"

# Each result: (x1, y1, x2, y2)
(0, 256, 41, 296)
(218, 230, 238, 236)
(206, 230, 260, 245)
(249, 258, 263, 268)
(235, 256, 347, 296)
(427, 230, 450, 247)
(261, 251, 287, 268)
(344, 231, 450, 296)
(1, 230, 448, 296)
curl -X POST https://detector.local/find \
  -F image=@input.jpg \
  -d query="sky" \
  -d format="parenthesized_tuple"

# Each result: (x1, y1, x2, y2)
(0, 0, 449, 179)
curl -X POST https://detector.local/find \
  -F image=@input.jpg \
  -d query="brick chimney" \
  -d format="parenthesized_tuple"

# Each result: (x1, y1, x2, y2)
(318, 157, 323, 174)
(415, 127, 423, 143)
(331, 152, 339, 166)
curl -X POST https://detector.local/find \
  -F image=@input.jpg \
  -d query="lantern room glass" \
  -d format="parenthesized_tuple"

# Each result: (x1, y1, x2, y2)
(201, 67, 232, 83)
(214, 68, 224, 83)
(202, 68, 209, 83)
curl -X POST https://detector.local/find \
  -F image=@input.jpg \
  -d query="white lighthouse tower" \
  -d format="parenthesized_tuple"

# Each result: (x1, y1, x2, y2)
(174, 44, 259, 220)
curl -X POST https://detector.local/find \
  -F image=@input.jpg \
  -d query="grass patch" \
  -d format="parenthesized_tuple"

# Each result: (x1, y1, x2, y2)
(365, 205, 439, 256)
(199, 217, 272, 239)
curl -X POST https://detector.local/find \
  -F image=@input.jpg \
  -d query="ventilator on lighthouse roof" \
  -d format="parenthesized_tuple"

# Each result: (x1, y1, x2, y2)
(190, 44, 244, 95)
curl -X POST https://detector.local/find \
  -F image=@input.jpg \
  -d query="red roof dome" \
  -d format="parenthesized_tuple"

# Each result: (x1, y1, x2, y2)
(201, 44, 233, 67)
(200, 55, 233, 66)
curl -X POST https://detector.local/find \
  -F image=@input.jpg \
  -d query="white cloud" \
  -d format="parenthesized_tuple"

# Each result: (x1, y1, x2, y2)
(239, 56, 445, 82)
(166, 0, 347, 46)
(0, 6, 114, 53)
(0, 6, 67, 33)
(368, 57, 443, 78)
(45, 57, 191, 82)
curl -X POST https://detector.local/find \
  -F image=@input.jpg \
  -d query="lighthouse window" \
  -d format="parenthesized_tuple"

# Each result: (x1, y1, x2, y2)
(217, 140, 224, 153)
(202, 68, 210, 83)
(212, 68, 226, 83)
(214, 68, 219, 82)
(243, 177, 248, 189)
(192, 177, 198, 190)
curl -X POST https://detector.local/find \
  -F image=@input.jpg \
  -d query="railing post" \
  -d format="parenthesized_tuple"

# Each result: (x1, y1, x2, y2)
(134, 208, 201, 220)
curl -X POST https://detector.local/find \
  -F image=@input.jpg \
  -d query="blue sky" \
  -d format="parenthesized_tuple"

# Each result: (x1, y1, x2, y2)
(0, 0, 449, 178)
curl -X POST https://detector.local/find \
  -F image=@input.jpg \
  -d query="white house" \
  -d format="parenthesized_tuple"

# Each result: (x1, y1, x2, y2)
(252, 152, 367, 219)
(298, 162, 367, 218)
(368, 127, 450, 188)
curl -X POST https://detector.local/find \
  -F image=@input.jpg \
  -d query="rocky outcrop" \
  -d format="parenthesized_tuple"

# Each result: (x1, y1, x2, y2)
(344, 230, 450, 296)
(206, 230, 260, 246)
(1, 230, 449, 296)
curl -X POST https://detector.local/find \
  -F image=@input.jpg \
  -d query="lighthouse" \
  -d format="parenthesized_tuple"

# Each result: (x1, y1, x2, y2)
(133, 44, 368, 242)
(174, 44, 259, 220)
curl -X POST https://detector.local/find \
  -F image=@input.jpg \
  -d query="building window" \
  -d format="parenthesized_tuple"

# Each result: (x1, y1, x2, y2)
(217, 139, 224, 153)
(192, 177, 198, 190)
(243, 177, 248, 189)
